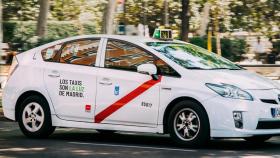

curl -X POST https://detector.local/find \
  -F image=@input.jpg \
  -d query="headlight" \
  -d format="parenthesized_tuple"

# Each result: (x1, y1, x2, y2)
(206, 83, 254, 101)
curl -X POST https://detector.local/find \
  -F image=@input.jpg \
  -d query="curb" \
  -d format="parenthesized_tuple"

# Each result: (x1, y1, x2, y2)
(0, 108, 13, 122)
(0, 117, 8, 121)
(0, 108, 7, 121)
(0, 114, 10, 122)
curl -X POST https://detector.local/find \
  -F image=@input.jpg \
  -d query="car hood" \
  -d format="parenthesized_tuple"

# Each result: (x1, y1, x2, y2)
(190, 70, 280, 90)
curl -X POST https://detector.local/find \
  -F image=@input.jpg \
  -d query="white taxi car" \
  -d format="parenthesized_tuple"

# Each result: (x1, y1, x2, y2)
(2, 31, 280, 146)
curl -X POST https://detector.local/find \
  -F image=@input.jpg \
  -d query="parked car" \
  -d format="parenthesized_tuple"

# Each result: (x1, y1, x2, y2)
(2, 31, 280, 147)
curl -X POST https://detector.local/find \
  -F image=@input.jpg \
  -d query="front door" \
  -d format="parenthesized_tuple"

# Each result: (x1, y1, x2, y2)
(95, 39, 161, 127)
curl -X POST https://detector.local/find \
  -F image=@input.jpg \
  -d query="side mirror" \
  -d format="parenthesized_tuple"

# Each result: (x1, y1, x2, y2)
(137, 63, 157, 75)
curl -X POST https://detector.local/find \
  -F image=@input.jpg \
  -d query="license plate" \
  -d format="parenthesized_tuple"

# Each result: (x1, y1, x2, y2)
(271, 108, 280, 118)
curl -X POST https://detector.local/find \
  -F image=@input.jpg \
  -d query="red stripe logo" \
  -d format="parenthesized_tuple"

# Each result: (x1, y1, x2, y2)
(94, 76, 162, 123)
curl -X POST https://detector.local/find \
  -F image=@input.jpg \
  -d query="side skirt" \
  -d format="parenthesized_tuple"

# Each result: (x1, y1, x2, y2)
(51, 115, 164, 134)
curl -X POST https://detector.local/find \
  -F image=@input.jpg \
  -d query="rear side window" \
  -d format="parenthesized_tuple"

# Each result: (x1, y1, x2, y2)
(59, 39, 100, 66)
(41, 44, 62, 62)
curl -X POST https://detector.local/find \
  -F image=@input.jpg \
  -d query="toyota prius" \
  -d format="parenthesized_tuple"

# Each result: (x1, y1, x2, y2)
(3, 31, 280, 147)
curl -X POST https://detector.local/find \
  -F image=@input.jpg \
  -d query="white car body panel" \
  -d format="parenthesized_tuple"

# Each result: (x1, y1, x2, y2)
(43, 62, 98, 122)
(2, 35, 280, 138)
(95, 68, 160, 127)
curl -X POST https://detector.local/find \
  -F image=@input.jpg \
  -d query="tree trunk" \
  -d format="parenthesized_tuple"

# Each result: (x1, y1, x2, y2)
(213, 10, 221, 56)
(180, 0, 190, 42)
(123, 0, 126, 35)
(103, 0, 117, 34)
(0, 0, 3, 44)
(164, 0, 169, 27)
(197, 2, 210, 37)
(36, 0, 50, 38)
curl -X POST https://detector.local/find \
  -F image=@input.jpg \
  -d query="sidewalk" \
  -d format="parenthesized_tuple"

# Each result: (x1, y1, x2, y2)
(0, 103, 6, 121)
(0, 65, 10, 98)
(0, 99, 5, 121)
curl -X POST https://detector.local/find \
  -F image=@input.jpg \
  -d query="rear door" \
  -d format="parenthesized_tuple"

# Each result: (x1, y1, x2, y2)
(42, 38, 103, 122)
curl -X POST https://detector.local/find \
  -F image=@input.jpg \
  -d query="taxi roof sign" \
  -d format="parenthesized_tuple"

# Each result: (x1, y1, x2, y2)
(152, 29, 173, 40)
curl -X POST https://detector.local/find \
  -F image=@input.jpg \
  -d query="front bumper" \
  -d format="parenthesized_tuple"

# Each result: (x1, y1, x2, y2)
(202, 89, 280, 138)
(212, 128, 280, 138)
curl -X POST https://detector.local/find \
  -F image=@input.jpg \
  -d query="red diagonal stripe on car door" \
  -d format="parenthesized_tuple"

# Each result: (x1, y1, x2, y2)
(94, 76, 162, 123)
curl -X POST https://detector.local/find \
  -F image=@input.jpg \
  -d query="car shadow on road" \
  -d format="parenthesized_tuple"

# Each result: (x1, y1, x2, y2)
(2, 124, 280, 157)
(50, 129, 280, 151)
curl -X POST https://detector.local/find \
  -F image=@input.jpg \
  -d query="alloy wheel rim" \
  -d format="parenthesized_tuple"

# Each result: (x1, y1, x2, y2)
(173, 108, 200, 141)
(22, 102, 45, 132)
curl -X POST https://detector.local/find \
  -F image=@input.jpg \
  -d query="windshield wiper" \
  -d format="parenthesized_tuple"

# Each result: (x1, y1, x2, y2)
(209, 68, 228, 70)
(187, 67, 241, 70)
(187, 67, 207, 70)
(209, 68, 240, 70)
(228, 68, 241, 70)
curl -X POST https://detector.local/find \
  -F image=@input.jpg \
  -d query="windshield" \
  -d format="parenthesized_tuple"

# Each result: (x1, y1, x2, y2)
(146, 42, 242, 70)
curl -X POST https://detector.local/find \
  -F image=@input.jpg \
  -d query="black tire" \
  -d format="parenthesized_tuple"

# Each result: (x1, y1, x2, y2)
(96, 130, 116, 135)
(168, 100, 210, 147)
(18, 95, 55, 138)
(244, 136, 272, 143)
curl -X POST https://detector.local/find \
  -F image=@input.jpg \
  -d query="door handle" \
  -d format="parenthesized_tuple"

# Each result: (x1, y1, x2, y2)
(48, 70, 60, 78)
(99, 78, 112, 86)
(99, 81, 112, 86)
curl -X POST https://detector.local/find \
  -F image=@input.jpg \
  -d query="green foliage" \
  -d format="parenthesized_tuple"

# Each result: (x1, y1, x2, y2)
(188, 37, 207, 48)
(230, 0, 280, 37)
(272, 40, 280, 54)
(50, 0, 85, 21)
(117, 0, 183, 34)
(3, 0, 279, 37)
(189, 36, 246, 62)
(3, 21, 97, 51)
(3, 0, 106, 35)
(2, 0, 278, 55)
(3, 0, 39, 21)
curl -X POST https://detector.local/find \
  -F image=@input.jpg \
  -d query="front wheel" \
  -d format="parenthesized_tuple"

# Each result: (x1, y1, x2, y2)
(18, 95, 55, 138)
(168, 100, 210, 147)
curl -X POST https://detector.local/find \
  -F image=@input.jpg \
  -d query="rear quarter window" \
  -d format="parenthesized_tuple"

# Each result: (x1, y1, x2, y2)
(59, 39, 100, 66)
(41, 44, 62, 62)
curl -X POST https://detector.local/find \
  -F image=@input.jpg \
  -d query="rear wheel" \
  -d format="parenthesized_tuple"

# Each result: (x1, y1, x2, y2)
(18, 95, 55, 138)
(244, 136, 272, 143)
(168, 100, 210, 147)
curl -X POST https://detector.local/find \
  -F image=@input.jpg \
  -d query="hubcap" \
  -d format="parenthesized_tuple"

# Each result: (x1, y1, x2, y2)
(173, 108, 200, 141)
(22, 102, 44, 132)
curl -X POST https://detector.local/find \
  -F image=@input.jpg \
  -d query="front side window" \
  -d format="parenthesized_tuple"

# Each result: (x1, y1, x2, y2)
(59, 39, 100, 66)
(105, 40, 154, 71)
(105, 40, 179, 76)
(147, 42, 242, 70)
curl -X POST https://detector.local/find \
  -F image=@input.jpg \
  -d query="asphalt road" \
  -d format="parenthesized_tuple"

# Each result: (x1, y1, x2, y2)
(2, 121, 280, 158)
